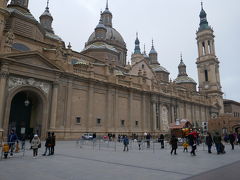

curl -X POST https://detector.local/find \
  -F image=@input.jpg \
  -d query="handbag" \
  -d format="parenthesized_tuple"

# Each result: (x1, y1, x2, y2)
(38, 143, 41, 148)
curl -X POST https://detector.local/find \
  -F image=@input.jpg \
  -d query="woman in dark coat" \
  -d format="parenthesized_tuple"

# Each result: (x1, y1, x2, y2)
(188, 133, 197, 156)
(159, 134, 165, 149)
(206, 132, 213, 153)
(170, 135, 178, 155)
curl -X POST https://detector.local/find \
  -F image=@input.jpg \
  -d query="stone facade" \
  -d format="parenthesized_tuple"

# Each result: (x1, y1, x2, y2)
(0, 1, 231, 139)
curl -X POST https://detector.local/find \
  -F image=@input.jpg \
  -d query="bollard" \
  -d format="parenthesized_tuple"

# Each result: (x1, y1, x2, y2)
(153, 140, 155, 153)
(99, 139, 101, 151)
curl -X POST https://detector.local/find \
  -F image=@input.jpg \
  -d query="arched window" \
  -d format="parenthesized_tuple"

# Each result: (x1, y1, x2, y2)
(204, 70, 209, 82)
(202, 42, 206, 55)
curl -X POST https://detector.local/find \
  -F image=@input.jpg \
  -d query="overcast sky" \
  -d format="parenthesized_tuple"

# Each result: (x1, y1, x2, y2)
(27, 0, 240, 102)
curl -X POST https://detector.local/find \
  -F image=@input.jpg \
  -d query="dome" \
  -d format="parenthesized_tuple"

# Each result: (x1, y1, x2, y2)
(149, 47, 157, 55)
(152, 65, 169, 73)
(87, 26, 126, 47)
(174, 76, 196, 84)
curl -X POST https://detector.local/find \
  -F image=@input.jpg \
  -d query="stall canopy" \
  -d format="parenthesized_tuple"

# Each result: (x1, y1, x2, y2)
(169, 119, 192, 129)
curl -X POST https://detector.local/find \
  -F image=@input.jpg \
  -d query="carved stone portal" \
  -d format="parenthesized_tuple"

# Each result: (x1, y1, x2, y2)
(8, 76, 50, 94)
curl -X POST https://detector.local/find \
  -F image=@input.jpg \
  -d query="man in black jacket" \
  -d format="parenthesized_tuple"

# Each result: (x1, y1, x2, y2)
(42, 132, 51, 156)
(50, 132, 56, 155)
(229, 132, 236, 150)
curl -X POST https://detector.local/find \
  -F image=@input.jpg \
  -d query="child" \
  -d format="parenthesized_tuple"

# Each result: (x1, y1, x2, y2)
(31, 134, 41, 158)
(183, 139, 189, 152)
(3, 143, 9, 159)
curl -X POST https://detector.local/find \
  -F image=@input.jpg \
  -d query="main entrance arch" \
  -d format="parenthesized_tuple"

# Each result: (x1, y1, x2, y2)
(5, 86, 48, 139)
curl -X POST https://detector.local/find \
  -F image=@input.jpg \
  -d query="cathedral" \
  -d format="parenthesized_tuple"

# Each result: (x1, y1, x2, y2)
(0, 0, 226, 139)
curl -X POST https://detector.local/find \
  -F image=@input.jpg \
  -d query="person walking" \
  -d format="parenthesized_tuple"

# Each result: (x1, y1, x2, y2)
(42, 132, 51, 156)
(188, 133, 197, 156)
(8, 129, 18, 157)
(206, 132, 213, 153)
(50, 132, 56, 155)
(213, 132, 222, 154)
(31, 134, 41, 158)
(123, 136, 129, 152)
(159, 134, 165, 149)
(137, 137, 142, 150)
(229, 132, 236, 150)
(146, 133, 151, 148)
(170, 135, 178, 155)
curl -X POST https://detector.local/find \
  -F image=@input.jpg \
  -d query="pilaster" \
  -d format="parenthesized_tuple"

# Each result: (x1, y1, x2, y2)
(50, 81, 59, 129)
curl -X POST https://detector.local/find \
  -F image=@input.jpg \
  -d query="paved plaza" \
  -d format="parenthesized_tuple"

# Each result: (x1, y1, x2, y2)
(0, 140, 240, 180)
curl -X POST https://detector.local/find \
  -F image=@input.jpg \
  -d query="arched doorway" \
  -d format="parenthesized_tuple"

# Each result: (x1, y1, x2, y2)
(8, 90, 43, 139)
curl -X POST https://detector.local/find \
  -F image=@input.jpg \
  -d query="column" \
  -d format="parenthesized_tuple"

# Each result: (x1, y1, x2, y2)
(50, 82, 59, 129)
(114, 89, 118, 131)
(87, 83, 94, 131)
(128, 90, 133, 132)
(105, 86, 112, 132)
(151, 96, 157, 131)
(205, 40, 209, 54)
(198, 42, 202, 57)
(141, 93, 146, 132)
(0, 71, 8, 130)
(65, 79, 72, 129)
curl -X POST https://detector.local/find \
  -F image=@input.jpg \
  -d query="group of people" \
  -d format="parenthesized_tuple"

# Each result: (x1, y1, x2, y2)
(42, 132, 56, 156)
(2, 130, 56, 159)
(169, 131, 233, 156)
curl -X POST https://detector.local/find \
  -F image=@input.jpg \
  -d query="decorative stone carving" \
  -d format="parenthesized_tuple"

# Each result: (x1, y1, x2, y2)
(162, 106, 169, 131)
(8, 76, 50, 94)
(0, 71, 9, 78)
(5, 29, 15, 46)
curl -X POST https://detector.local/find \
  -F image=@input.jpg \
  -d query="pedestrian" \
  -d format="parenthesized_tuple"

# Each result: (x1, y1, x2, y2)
(31, 134, 41, 158)
(213, 132, 222, 154)
(42, 132, 51, 156)
(146, 133, 151, 148)
(206, 132, 213, 153)
(2, 143, 9, 159)
(159, 134, 165, 149)
(8, 129, 18, 156)
(50, 132, 56, 155)
(238, 134, 240, 145)
(182, 138, 189, 152)
(137, 137, 142, 150)
(123, 136, 129, 151)
(188, 133, 197, 156)
(170, 135, 178, 155)
(228, 132, 235, 150)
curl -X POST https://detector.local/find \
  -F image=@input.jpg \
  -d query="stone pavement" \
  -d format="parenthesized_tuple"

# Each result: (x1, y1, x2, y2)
(0, 141, 240, 180)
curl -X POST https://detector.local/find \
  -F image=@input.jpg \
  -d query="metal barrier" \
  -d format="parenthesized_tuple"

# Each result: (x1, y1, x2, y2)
(75, 138, 173, 153)
(0, 141, 26, 160)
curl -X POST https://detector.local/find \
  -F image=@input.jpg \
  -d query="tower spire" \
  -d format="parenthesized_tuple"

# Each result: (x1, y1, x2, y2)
(199, 2, 210, 31)
(47, 0, 49, 9)
(134, 32, 141, 54)
(106, 0, 109, 10)
(40, 0, 54, 33)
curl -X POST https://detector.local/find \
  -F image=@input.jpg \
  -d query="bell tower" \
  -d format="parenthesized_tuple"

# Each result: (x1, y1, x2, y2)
(196, 3, 224, 114)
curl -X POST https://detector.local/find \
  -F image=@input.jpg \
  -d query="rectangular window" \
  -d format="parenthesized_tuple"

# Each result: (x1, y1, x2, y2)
(135, 121, 139, 127)
(204, 70, 209, 82)
(96, 118, 101, 125)
(76, 117, 81, 124)
(121, 120, 125, 126)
